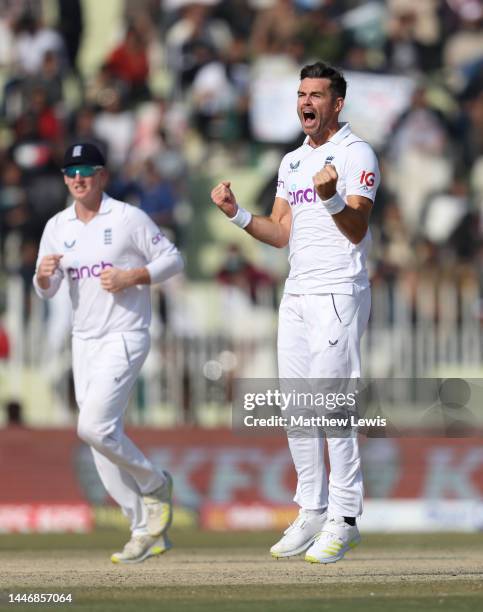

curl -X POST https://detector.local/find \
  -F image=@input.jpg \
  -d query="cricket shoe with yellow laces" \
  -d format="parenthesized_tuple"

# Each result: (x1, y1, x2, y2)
(110, 533, 172, 564)
(270, 509, 327, 558)
(305, 516, 361, 564)
(143, 470, 173, 537)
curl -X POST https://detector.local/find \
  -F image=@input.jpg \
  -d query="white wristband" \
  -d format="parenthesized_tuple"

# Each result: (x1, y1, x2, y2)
(229, 205, 252, 229)
(321, 192, 345, 215)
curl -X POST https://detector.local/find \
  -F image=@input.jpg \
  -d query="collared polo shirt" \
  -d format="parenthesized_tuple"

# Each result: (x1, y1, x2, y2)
(276, 123, 380, 295)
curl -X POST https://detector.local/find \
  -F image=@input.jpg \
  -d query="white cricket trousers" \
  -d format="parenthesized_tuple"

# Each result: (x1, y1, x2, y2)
(73, 330, 164, 536)
(278, 288, 371, 518)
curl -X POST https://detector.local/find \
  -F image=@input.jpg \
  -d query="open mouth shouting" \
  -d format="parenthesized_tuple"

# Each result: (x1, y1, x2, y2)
(302, 109, 317, 129)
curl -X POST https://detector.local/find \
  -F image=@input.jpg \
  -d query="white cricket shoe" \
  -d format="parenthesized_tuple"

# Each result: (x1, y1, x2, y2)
(110, 533, 172, 564)
(143, 470, 173, 537)
(305, 517, 361, 564)
(270, 509, 327, 558)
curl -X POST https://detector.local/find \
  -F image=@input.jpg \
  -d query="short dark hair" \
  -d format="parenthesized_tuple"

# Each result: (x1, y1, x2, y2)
(300, 62, 347, 99)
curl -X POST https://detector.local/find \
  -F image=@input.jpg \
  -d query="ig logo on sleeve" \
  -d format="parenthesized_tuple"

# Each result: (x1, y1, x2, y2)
(359, 170, 375, 187)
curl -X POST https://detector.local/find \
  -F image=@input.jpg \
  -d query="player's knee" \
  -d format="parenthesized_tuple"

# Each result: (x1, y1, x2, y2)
(77, 419, 114, 450)
(77, 419, 97, 446)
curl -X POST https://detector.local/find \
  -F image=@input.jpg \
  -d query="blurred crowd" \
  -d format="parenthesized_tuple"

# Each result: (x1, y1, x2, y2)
(0, 0, 482, 320)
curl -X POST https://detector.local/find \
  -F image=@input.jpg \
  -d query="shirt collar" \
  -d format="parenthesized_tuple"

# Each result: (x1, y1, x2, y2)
(303, 122, 352, 148)
(66, 192, 112, 221)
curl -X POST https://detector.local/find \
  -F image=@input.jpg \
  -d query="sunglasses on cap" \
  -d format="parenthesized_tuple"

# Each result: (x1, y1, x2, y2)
(62, 165, 103, 178)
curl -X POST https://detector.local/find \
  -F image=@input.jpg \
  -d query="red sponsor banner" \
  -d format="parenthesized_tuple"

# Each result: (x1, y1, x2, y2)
(0, 428, 293, 506)
(0, 504, 93, 533)
(1, 428, 483, 512)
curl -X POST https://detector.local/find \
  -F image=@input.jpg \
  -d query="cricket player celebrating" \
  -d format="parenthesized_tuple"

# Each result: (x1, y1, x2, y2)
(211, 62, 380, 564)
(34, 143, 184, 564)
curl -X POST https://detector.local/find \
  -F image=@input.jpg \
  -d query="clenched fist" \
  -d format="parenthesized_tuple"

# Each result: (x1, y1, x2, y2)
(36, 254, 63, 289)
(210, 181, 238, 218)
(100, 267, 131, 293)
(313, 164, 338, 200)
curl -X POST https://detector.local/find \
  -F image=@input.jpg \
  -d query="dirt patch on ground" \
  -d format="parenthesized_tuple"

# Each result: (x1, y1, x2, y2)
(2, 547, 483, 590)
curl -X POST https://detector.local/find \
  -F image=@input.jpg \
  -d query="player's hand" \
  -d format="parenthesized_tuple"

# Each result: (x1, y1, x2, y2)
(210, 181, 238, 218)
(313, 164, 338, 200)
(100, 267, 130, 293)
(36, 254, 63, 289)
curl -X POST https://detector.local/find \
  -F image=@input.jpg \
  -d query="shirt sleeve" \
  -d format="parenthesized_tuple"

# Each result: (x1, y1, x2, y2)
(344, 142, 380, 203)
(32, 219, 64, 299)
(275, 155, 290, 202)
(130, 209, 184, 285)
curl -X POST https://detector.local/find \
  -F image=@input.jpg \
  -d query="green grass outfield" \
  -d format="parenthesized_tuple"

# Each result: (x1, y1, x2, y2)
(1, 531, 483, 612)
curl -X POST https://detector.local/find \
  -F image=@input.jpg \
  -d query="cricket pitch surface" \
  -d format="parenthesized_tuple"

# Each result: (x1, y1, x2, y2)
(1, 531, 483, 611)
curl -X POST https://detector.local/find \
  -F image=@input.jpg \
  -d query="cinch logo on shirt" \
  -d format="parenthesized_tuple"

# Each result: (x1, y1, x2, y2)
(68, 261, 113, 280)
(288, 186, 318, 206)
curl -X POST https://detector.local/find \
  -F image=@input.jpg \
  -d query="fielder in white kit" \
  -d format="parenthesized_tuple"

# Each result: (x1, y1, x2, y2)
(211, 62, 380, 563)
(34, 143, 184, 564)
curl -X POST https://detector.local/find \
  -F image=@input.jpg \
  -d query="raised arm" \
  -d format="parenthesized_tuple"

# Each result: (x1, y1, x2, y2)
(313, 142, 380, 244)
(332, 195, 372, 244)
(210, 181, 292, 248)
(313, 165, 373, 244)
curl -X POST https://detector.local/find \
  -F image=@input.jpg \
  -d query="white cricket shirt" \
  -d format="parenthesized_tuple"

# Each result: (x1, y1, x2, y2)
(33, 193, 183, 339)
(276, 122, 380, 295)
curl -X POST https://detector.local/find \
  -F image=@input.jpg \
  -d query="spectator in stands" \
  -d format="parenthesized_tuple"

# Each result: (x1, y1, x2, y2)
(421, 178, 474, 259)
(22, 50, 63, 108)
(216, 243, 277, 306)
(384, 9, 442, 74)
(250, 0, 305, 56)
(0, 159, 32, 260)
(443, 9, 483, 75)
(165, 2, 233, 92)
(84, 63, 124, 111)
(93, 88, 136, 171)
(138, 158, 178, 236)
(387, 87, 452, 233)
(105, 25, 151, 105)
(68, 106, 108, 159)
(298, 6, 346, 65)
(372, 201, 415, 285)
(190, 37, 250, 141)
(26, 86, 63, 143)
(11, 11, 65, 75)
(130, 98, 167, 161)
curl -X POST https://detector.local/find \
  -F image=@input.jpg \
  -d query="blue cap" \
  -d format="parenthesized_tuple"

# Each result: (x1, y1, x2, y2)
(63, 143, 105, 168)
